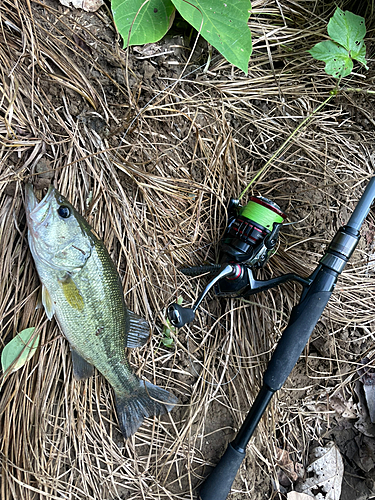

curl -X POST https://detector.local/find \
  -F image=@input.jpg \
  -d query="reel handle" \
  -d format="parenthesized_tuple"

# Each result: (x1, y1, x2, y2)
(167, 303, 195, 328)
(167, 264, 236, 328)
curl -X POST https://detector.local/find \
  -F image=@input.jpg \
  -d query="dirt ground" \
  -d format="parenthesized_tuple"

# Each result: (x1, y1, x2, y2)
(1, 1, 375, 499)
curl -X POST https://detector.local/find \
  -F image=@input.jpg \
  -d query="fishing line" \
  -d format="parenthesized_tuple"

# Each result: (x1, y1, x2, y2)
(239, 197, 285, 230)
(238, 93, 336, 201)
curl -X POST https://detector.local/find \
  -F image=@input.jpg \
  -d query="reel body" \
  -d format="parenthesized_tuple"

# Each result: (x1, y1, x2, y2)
(221, 196, 286, 266)
(167, 196, 309, 328)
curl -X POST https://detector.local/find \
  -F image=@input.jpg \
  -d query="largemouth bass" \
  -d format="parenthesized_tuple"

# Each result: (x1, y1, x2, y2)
(25, 184, 176, 438)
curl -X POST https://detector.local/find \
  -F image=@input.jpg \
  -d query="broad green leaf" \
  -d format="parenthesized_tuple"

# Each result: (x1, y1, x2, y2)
(1, 327, 39, 376)
(308, 41, 353, 78)
(309, 8, 368, 78)
(171, 0, 252, 73)
(112, 0, 175, 46)
(354, 42, 369, 69)
(328, 8, 366, 54)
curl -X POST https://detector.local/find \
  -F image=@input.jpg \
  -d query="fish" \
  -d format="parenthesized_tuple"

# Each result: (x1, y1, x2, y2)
(25, 183, 177, 438)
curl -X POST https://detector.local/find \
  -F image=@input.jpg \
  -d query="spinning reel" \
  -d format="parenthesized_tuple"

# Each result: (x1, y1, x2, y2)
(167, 195, 311, 328)
(165, 176, 373, 500)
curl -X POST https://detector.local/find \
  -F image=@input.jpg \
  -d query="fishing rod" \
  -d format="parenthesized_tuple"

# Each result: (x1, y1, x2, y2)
(167, 176, 375, 500)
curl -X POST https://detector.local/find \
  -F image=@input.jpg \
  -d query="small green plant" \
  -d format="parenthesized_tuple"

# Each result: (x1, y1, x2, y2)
(162, 295, 183, 347)
(111, 0, 252, 73)
(309, 7, 368, 79)
(1, 327, 39, 377)
(161, 326, 174, 348)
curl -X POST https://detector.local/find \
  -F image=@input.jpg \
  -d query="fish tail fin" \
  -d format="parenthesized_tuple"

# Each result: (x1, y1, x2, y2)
(115, 381, 177, 439)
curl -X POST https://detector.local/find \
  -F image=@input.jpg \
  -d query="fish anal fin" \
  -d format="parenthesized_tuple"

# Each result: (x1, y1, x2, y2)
(59, 276, 84, 311)
(71, 349, 94, 380)
(42, 285, 55, 320)
(126, 311, 150, 348)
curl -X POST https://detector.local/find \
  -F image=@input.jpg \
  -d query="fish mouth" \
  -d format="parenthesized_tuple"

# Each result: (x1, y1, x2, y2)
(25, 184, 55, 218)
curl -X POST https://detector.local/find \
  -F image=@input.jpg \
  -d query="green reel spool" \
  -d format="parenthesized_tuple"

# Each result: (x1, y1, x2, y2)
(221, 196, 286, 265)
(240, 196, 285, 230)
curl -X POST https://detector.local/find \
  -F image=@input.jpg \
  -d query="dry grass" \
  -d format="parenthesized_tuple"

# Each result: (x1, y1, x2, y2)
(1, 0, 375, 499)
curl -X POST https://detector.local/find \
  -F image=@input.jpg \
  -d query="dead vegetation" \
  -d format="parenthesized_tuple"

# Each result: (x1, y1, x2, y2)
(1, 0, 375, 499)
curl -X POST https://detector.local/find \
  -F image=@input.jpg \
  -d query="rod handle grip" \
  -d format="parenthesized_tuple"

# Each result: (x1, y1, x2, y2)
(198, 443, 246, 500)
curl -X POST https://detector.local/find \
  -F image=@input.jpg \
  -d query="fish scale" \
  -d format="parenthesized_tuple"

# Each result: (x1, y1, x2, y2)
(25, 184, 177, 438)
(54, 241, 137, 393)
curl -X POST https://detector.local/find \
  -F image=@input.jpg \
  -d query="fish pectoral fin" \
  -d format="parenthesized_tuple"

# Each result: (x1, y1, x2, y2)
(59, 276, 84, 311)
(42, 285, 55, 319)
(126, 311, 150, 348)
(71, 349, 94, 380)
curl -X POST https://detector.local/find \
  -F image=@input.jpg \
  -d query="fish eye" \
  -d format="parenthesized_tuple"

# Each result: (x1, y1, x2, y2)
(58, 206, 71, 219)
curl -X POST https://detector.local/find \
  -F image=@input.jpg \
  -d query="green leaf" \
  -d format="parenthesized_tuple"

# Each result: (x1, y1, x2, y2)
(308, 41, 353, 78)
(1, 327, 39, 376)
(354, 41, 369, 69)
(162, 336, 174, 348)
(327, 7, 366, 54)
(171, 0, 252, 73)
(112, 0, 176, 46)
(177, 295, 183, 305)
(308, 8, 368, 78)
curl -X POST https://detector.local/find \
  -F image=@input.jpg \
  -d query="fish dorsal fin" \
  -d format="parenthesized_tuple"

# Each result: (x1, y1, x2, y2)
(126, 311, 150, 348)
(59, 275, 84, 311)
(42, 285, 55, 320)
(71, 349, 94, 380)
